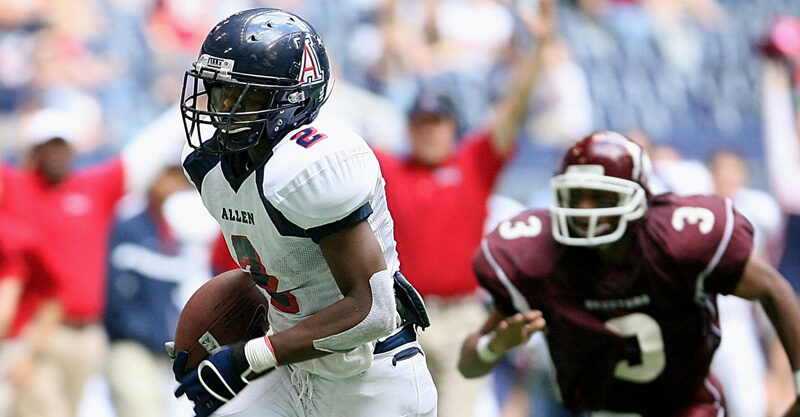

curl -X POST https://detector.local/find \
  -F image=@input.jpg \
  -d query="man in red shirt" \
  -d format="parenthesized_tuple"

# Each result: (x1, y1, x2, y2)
(0, 169, 61, 416)
(372, 2, 558, 415)
(0, 106, 184, 417)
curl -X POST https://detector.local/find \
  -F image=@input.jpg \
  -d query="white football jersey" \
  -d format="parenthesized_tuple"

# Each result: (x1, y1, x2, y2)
(182, 110, 400, 378)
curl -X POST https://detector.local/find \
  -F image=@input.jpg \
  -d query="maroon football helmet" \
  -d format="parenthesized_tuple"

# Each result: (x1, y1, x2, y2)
(550, 131, 652, 246)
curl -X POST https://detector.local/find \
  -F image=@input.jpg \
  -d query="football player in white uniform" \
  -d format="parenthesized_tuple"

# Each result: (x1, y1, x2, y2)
(171, 8, 437, 417)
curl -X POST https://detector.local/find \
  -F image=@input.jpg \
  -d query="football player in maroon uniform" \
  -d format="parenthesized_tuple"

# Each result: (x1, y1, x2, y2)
(458, 131, 800, 417)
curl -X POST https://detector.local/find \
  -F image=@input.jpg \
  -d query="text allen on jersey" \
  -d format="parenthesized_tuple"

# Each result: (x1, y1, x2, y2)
(221, 207, 255, 225)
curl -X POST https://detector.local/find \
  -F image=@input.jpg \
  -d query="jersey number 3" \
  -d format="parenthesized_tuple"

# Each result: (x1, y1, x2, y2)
(498, 216, 542, 240)
(230, 235, 300, 314)
(605, 313, 666, 383)
(671, 206, 715, 234)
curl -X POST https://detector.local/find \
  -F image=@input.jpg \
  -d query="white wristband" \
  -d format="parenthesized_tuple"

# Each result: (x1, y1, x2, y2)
(794, 369, 800, 397)
(476, 332, 502, 363)
(244, 336, 278, 373)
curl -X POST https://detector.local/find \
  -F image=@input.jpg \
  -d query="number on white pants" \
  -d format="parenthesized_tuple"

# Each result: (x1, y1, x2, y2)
(604, 313, 666, 383)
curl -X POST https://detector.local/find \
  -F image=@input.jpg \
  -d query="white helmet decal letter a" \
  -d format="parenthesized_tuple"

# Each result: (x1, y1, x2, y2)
(299, 37, 323, 84)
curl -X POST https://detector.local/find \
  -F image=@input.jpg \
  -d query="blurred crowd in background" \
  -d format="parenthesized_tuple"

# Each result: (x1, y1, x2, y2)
(1, 0, 800, 416)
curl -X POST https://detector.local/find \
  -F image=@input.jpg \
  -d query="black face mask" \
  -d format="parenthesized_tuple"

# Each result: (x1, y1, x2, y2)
(181, 68, 323, 155)
(205, 83, 278, 153)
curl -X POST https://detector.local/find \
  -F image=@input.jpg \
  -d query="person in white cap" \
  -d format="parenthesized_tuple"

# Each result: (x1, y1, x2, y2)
(22, 108, 81, 185)
(0, 105, 185, 417)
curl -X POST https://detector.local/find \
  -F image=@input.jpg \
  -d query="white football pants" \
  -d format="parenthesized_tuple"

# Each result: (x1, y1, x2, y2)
(212, 340, 437, 417)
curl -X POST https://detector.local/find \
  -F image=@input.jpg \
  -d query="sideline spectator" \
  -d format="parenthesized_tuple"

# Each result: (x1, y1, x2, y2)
(650, 143, 714, 195)
(762, 59, 800, 291)
(626, 129, 713, 196)
(762, 56, 800, 416)
(0, 105, 184, 417)
(0, 169, 61, 417)
(373, 2, 558, 415)
(708, 150, 783, 261)
(103, 166, 191, 417)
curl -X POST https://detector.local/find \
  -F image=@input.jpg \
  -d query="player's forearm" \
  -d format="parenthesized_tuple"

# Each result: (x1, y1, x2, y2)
(459, 309, 540, 377)
(0, 278, 23, 339)
(759, 277, 800, 372)
(25, 298, 61, 354)
(260, 276, 395, 366)
(0, 312, 12, 340)
(736, 257, 800, 371)
(490, 36, 553, 155)
(228, 291, 378, 375)
(268, 294, 374, 363)
(762, 60, 800, 212)
(458, 332, 502, 378)
(121, 105, 186, 195)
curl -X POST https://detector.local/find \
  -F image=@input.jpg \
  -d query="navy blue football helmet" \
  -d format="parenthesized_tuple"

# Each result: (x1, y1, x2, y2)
(181, 8, 331, 154)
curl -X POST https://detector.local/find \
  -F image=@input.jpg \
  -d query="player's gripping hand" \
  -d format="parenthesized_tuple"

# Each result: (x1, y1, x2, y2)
(174, 344, 252, 402)
(171, 349, 225, 417)
(489, 310, 546, 354)
(172, 345, 252, 417)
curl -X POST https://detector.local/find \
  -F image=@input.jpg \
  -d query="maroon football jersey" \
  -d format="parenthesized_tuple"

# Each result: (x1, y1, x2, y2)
(474, 193, 754, 416)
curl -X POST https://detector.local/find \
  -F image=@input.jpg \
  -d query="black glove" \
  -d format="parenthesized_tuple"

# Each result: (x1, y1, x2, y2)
(172, 349, 243, 417)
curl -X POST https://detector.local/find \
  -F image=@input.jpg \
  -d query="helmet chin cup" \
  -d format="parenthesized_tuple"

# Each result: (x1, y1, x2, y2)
(218, 124, 262, 153)
(549, 173, 647, 247)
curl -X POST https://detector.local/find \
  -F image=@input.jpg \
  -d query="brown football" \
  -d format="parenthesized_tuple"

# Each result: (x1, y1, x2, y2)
(174, 269, 269, 370)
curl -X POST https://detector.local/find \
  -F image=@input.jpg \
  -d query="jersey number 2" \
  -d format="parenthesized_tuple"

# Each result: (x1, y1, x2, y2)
(230, 235, 300, 314)
(605, 313, 666, 383)
(290, 127, 327, 148)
